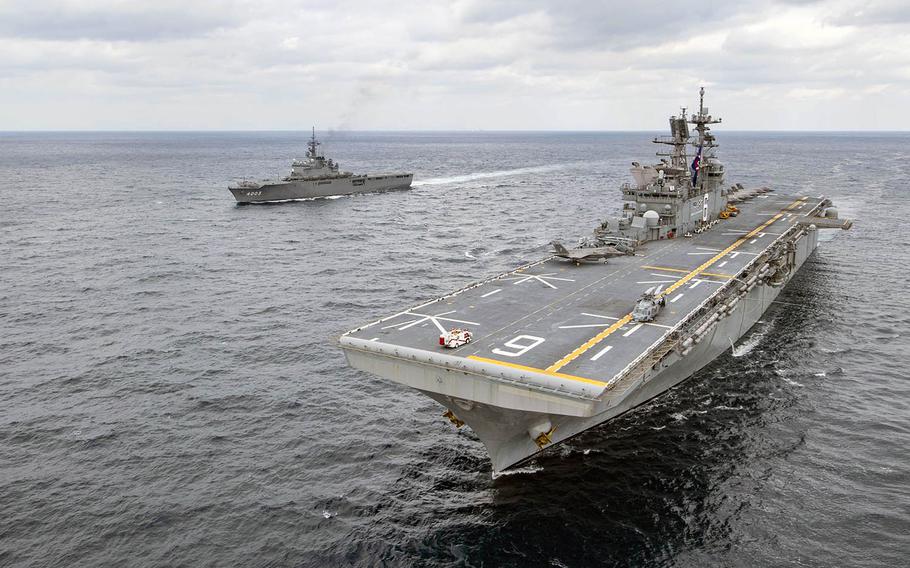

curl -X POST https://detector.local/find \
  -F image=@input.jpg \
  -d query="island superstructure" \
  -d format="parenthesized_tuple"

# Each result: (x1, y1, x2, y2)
(229, 128, 413, 203)
(339, 89, 852, 473)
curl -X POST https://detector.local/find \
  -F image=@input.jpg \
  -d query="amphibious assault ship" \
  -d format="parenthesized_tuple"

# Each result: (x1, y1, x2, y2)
(229, 128, 413, 204)
(339, 89, 852, 473)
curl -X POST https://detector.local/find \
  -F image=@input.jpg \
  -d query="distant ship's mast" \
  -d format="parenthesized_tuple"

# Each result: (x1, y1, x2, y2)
(307, 126, 321, 159)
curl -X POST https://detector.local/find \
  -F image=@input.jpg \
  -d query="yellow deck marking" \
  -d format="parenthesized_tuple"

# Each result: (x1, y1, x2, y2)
(545, 197, 807, 373)
(467, 355, 608, 387)
(641, 265, 733, 279)
(545, 315, 632, 372)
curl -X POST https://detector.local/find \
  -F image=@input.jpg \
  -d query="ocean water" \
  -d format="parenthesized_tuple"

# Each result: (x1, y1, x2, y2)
(1, 130, 908, 567)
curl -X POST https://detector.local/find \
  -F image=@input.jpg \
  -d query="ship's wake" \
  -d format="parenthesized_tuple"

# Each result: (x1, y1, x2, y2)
(491, 465, 544, 480)
(730, 326, 768, 357)
(414, 163, 577, 187)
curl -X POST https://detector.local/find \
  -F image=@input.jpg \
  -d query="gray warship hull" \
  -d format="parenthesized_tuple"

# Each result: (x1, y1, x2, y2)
(230, 173, 413, 204)
(340, 194, 836, 472)
(338, 89, 850, 473)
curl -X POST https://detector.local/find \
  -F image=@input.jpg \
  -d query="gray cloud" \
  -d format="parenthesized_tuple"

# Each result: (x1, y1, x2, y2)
(0, 0, 251, 41)
(454, 0, 761, 51)
(0, 0, 908, 130)
(822, 0, 910, 25)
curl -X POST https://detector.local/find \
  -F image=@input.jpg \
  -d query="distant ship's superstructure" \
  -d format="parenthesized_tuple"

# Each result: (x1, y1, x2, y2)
(339, 89, 852, 473)
(229, 128, 413, 203)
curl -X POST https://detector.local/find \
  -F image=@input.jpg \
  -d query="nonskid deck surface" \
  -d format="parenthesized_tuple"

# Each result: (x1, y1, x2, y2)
(345, 193, 821, 387)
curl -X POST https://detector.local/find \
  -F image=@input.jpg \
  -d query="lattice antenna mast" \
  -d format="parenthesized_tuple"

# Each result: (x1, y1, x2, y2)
(307, 126, 322, 158)
(689, 87, 722, 151)
(653, 108, 691, 172)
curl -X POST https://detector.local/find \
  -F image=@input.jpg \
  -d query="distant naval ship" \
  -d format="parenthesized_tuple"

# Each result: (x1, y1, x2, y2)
(229, 128, 413, 204)
(339, 89, 852, 473)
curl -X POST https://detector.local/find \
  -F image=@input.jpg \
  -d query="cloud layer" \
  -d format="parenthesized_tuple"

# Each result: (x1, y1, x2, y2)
(1, 0, 908, 130)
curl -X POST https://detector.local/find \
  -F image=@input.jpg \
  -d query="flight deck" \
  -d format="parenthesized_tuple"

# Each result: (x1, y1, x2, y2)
(343, 193, 821, 390)
(339, 89, 852, 472)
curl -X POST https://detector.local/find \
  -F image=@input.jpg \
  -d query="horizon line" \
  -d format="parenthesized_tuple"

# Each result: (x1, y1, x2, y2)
(2, 128, 909, 134)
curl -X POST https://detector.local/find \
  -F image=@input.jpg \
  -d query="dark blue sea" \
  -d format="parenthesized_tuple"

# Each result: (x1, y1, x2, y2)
(1, 130, 908, 567)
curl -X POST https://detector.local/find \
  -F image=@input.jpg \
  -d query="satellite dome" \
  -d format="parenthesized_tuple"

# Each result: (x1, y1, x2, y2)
(643, 210, 660, 227)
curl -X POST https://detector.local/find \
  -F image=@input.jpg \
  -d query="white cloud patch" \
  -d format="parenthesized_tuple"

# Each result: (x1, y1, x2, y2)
(0, 0, 253, 41)
(0, 0, 908, 129)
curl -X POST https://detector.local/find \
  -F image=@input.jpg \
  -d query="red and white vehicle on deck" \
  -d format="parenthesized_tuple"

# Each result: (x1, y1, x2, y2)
(439, 328, 473, 348)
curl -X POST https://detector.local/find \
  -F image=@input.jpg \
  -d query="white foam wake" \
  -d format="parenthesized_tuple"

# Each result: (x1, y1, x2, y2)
(413, 163, 574, 187)
(491, 465, 544, 479)
(731, 327, 767, 357)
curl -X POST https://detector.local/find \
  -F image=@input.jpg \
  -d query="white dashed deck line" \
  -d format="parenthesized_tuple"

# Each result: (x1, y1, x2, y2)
(581, 312, 619, 320)
(670, 293, 684, 303)
(749, 239, 757, 244)
(718, 261, 728, 268)
(590, 345, 613, 361)
(508, 273, 576, 290)
(383, 310, 480, 333)
(623, 323, 643, 337)
(481, 289, 501, 298)
(514, 275, 556, 289)
(689, 280, 702, 289)
(560, 311, 667, 331)
(381, 319, 419, 330)
(396, 312, 453, 331)
(638, 280, 676, 284)
(723, 230, 781, 237)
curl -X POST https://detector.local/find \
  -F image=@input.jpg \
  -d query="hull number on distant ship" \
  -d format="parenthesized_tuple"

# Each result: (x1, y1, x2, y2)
(246, 191, 262, 196)
(492, 335, 545, 357)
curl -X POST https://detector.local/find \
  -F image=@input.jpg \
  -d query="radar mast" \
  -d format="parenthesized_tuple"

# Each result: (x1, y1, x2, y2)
(689, 87, 722, 152)
(307, 126, 322, 159)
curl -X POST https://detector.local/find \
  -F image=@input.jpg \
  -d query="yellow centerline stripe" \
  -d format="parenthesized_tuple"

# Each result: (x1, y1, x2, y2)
(545, 197, 807, 373)
(641, 265, 733, 278)
(545, 315, 632, 372)
(466, 355, 608, 387)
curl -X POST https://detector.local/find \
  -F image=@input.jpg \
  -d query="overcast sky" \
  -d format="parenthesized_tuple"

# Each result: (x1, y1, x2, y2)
(1, 0, 908, 130)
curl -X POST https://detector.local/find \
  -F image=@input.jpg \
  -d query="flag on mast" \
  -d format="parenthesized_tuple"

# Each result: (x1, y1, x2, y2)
(691, 145, 703, 185)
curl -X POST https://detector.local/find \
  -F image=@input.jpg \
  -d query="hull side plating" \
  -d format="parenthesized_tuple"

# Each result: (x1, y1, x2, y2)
(230, 174, 413, 203)
(343, 228, 818, 472)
